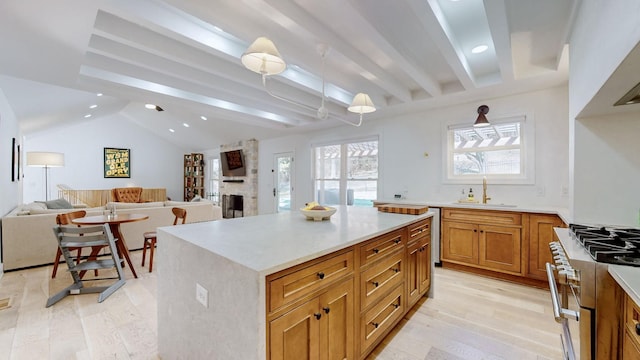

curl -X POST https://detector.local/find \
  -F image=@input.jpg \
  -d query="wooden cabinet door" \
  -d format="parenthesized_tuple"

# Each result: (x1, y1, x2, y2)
(442, 221, 478, 265)
(406, 240, 421, 307)
(478, 225, 522, 274)
(418, 238, 431, 294)
(528, 214, 564, 280)
(270, 298, 321, 360)
(318, 278, 354, 360)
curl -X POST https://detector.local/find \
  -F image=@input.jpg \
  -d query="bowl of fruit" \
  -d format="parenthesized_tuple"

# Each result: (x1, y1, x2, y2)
(300, 202, 337, 221)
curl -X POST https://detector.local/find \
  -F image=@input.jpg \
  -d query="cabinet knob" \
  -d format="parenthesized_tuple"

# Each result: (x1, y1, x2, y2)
(323, 307, 330, 314)
(372, 322, 379, 328)
(392, 303, 400, 309)
(480, 230, 484, 233)
(372, 281, 379, 287)
(474, 229, 477, 233)
(391, 268, 400, 273)
(317, 272, 325, 280)
(372, 248, 379, 254)
(394, 238, 401, 244)
(636, 323, 640, 336)
(314, 313, 322, 320)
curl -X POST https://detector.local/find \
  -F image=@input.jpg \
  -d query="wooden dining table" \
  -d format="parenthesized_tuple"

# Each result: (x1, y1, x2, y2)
(72, 213, 149, 279)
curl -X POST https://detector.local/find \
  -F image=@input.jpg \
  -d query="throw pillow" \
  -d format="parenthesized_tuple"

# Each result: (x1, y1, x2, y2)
(190, 195, 202, 202)
(37, 198, 74, 209)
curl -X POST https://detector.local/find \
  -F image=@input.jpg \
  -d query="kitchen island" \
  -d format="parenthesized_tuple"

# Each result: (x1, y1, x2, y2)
(156, 205, 434, 359)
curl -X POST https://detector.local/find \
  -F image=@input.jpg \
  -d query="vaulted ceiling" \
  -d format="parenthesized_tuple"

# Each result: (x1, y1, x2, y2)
(0, 0, 576, 150)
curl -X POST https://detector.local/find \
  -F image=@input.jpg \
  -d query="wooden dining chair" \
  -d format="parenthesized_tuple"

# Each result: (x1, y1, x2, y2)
(51, 210, 87, 278)
(141, 207, 187, 272)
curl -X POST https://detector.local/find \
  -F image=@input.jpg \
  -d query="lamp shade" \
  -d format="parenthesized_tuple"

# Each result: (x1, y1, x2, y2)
(473, 105, 490, 127)
(26, 152, 65, 167)
(348, 93, 376, 114)
(241, 37, 287, 75)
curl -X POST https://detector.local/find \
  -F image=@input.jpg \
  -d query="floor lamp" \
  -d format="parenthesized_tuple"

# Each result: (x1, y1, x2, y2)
(26, 152, 65, 201)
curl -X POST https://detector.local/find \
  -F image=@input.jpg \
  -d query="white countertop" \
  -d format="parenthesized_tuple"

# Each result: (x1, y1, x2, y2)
(609, 265, 640, 307)
(376, 198, 571, 224)
(160, 205, 433, 276)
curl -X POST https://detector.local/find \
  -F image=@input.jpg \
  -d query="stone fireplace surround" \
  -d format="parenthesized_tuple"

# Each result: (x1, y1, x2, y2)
(219, 139, 258, 216)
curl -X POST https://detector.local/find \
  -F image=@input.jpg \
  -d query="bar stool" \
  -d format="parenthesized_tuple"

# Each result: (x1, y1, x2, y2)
(141, 207, 187, 272)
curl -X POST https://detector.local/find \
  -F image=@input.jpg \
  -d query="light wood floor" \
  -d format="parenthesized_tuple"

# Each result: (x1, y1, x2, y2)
(0, 252, 565, 359)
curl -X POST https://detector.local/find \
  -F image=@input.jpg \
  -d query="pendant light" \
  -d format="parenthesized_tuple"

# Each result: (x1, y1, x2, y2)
(241, 37, 375, 126)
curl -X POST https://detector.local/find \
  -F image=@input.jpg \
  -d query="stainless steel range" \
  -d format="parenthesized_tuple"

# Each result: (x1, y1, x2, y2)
(547, 224, 637, 360)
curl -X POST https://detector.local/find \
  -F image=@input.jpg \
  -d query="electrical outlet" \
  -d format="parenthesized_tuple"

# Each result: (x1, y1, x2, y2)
(196, 283, 208, 308)
(536, 186, 546, 197)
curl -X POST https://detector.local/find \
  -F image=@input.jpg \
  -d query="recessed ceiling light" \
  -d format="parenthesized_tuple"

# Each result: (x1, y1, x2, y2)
(89, 104, 98, 109)
(200, 115, 208, 121)
(169, 128, 175, 133)
(96, 93, 103, 97)
(183, 123, 190, 128)
(145, 103, 156, 109)
(84, 114, 92, 118)
(471, 45, 488, 54)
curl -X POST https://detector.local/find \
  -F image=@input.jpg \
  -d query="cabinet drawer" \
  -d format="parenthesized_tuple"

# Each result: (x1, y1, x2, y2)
(625, 295, 640, 348)
(360, 283, 404, 355)
(360, 250, 403, 309)
(268, 250, 354, 313)
(443, 208, 522, 226)
(408, 218, 431, 242)
(360, 229, 405, 267)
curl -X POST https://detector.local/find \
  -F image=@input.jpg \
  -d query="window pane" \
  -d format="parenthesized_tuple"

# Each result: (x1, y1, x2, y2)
(315, 180, 340, 205)
(347, 141, 378, 179)
(453, 149, 521, 175)
(315, 145, 341, 179)
(347, 180, 377, 206)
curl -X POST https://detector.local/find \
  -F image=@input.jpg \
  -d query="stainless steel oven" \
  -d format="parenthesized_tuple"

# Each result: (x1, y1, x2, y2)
(548, 225, 634, 360)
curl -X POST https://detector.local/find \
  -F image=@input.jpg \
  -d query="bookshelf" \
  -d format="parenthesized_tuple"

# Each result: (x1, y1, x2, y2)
(184, 153, 205, 201)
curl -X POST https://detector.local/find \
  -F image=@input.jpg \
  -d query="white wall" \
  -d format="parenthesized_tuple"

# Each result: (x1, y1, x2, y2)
(23, 113, 189, 203)
(259, 86, 570, 214)
(569, 0, 640, 226)
(0, 88, 22, 274)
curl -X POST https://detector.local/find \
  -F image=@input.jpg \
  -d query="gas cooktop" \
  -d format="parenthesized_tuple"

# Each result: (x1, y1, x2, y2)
(569, 224, 640, 266)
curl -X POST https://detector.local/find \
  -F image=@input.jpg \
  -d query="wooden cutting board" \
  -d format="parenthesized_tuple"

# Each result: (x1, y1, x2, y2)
(377, 204, 429, 215)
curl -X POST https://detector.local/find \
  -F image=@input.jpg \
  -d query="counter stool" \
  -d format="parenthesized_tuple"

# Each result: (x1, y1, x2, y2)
(141, 207, 187, 272)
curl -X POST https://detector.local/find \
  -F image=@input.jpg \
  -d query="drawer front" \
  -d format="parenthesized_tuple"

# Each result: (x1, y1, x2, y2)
(360, 229, 405, 267)
(626, 296, 640, 348)
(443, 208, 522, 226)
(408, 218, 431, 242)
(360, 250, 404, 309)
(268, 251, 354, 313)
(360, 283, 404, 355)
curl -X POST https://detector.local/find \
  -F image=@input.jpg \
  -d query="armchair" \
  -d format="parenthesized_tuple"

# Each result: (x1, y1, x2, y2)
(111, 187, 144, 203)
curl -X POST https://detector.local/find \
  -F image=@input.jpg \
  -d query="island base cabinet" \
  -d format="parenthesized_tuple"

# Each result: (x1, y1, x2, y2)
(407, 237, 431, 307)
(269, 277, 354, 360)
(360, 284, 404, 357)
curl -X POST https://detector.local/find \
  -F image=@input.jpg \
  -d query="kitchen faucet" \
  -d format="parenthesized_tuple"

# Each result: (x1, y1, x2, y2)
(482, 176, 491, 204)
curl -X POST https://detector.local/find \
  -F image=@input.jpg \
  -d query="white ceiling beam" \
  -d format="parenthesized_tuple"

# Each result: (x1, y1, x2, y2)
(260, 0, 413, 103)
(406, 0, 476, 90)
(484, 0, 514, 82)
(345, 0, 442, 97)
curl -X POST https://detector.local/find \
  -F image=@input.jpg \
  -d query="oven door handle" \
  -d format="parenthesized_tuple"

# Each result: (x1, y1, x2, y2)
(546, 263, 579, 322)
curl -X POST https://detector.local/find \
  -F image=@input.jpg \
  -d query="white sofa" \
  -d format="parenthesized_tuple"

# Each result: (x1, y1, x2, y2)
(1, 200, 223, 271)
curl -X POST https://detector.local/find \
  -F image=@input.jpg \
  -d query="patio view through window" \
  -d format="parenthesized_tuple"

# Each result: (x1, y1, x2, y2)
(314, 139, 378, 207)
(448, 120, 524, 179)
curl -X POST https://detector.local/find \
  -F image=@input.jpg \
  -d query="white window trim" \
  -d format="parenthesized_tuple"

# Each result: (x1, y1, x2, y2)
(442, 113, 535, 185)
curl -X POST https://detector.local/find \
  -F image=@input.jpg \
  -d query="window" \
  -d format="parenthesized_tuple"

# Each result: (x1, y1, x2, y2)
(446, 116, 533, 183)
(208, 157, 220, 204)
(313, 139, 378, 207)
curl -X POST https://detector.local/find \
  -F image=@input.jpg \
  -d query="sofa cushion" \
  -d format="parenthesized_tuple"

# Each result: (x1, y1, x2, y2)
(37, 198, 73, 209)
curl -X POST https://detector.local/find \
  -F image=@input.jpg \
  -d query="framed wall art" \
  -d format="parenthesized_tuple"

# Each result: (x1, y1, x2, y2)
(104, 147, 130, 178)
(11, 137, 16, 182)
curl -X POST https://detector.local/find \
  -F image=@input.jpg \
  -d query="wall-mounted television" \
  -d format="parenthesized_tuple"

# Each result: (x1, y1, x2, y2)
(220, 149, 246, 176)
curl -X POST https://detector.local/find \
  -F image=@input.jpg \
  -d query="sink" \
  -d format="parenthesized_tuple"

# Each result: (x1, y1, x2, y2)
(452, 202, 517, 208)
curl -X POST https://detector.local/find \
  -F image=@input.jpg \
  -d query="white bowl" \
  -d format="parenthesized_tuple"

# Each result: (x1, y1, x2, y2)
(300, 206, 337, 221)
